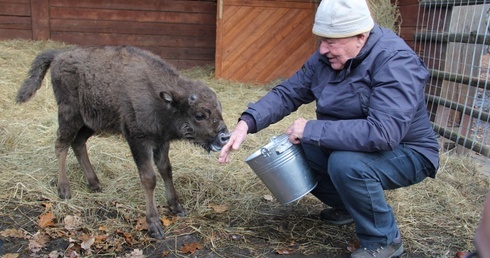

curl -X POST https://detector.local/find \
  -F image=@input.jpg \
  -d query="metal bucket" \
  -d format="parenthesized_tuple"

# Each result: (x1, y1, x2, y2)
(244, 134, 318, 204)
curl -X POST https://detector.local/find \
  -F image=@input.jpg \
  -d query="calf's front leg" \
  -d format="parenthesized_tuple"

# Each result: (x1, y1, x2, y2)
(153, 143, 186, 216)
(129, 141, 165, 239)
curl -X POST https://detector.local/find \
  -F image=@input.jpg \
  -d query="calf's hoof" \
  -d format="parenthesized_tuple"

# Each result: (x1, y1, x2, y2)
(57, 184, 72, 199)
(88, 183, 102, 193)
(147, 218, 165, 239)
(169, 203, 187, 217)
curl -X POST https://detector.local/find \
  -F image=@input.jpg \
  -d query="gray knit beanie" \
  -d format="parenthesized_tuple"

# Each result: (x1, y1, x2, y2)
(312, 0, 374, 38)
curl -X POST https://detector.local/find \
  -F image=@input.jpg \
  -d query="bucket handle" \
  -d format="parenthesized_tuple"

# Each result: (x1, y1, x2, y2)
(260, 148, 272, 157)
(275, 139, 293, 154)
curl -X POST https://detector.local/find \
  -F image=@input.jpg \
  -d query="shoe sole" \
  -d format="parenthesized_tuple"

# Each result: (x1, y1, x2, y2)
(322, 218, 354, 225)
(390, 244, 404, 258)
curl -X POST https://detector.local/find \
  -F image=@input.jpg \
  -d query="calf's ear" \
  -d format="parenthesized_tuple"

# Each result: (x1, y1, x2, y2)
(160, 91, 173, 103)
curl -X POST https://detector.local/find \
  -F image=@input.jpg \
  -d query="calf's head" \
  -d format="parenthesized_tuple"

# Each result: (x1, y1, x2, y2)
(163, 80, 230, 152)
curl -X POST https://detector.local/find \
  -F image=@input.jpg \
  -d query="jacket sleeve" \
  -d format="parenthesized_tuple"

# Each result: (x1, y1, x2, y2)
(302, 50, 430, 151)
(243, 53, 318, 132)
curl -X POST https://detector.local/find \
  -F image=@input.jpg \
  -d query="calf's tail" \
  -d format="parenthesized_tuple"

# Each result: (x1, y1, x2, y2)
(16, 49, 62, 103)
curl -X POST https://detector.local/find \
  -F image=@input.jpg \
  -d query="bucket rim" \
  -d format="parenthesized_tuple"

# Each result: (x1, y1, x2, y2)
(244, 134, 290, 163)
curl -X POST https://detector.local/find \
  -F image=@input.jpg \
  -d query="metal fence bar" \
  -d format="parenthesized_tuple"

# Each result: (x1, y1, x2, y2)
(421, 0, 489, 7)
(432, 123, 490, 156)
(429, 69, 489, 90)
(415, 32, 490, 45)
(426, 94, 490, 122)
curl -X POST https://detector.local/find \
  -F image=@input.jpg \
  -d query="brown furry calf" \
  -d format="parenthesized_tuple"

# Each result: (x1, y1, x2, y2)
(16, 46, 230, 239)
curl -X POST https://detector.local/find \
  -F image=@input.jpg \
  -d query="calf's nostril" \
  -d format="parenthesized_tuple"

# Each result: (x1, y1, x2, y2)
(220, 132, 231, 144)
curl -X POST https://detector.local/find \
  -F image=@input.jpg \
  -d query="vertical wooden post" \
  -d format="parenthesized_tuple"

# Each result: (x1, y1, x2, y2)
(30, 0, 50, 40)
(215, 0, 223, 80)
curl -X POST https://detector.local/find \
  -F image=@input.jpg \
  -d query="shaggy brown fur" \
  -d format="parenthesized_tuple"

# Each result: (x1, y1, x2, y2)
(16, 46, 230, 239)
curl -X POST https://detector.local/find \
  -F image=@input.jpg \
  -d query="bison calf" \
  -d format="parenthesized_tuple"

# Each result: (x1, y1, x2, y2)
(16, 46, 230, 239)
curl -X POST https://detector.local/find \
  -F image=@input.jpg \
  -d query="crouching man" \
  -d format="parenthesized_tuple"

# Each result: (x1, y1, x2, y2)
(218, 0, 439, 257)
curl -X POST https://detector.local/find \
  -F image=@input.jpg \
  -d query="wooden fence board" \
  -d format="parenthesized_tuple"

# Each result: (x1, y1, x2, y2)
(50, 0, 216, 13)
(0, 28, 31, 40)
(0, 16, 30, 30)
(49, 7, 216, 24)
(224, 0, 317, 9)
(50, 19, 215, 37)
(0, 0, 28, 3)
(145, 46, 215, 61)
(51, 32, 215, 49)
(0, 3, 30, 16)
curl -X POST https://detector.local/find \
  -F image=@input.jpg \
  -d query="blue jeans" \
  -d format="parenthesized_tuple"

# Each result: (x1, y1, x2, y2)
(302, 143, 436, 249)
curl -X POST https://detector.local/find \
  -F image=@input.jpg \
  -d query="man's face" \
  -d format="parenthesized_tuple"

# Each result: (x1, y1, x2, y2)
(318, 36, 362, 70)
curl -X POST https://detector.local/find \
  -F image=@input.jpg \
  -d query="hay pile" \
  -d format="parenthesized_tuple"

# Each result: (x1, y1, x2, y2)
(0, 40, 489, 257)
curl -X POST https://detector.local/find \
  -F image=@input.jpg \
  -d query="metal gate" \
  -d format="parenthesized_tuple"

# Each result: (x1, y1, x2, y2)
(414, 0, 490, 164)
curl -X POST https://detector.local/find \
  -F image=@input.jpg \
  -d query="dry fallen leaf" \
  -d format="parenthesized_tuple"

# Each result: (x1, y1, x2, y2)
(263, 194, 274, 201)
(208, 203, 228, 213)
(81, 236, 95, 251)
(48, 250, 64, 258)
(2, 254, 20, 258)
(28, 231, 50, 253)
(456, 251, 472, 258)
(65, 242, 82, 256)
(125, 249, 145, 258)
(116, 229, 136, 246)
(67, 250, 80, 258)
(276, 248, 295, 255)
(38, 212, 56, 229)
(94, 233, 109, 243)
(179, 242, 203, 254)
(41, 202, 52, 212)
(64, 215, 83, 230)
(1, 228, 27, 239)
(134, 217, 148, 231)
(161, 216, 177, 227)
(346, 239, 361, 253)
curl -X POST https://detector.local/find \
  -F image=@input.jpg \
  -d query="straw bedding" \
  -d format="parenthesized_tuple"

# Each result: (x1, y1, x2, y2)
(0, 40, 488, 257)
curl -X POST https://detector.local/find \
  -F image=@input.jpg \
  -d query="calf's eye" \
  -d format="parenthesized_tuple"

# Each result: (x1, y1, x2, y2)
(195, 112, 206, 121)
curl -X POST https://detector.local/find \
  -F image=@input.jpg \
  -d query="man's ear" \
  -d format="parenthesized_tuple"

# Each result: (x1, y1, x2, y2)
(356, 32, 369, 47)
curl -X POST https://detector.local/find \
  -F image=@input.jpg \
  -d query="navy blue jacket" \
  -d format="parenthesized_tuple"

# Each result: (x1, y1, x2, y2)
(243, 24, 440, 172)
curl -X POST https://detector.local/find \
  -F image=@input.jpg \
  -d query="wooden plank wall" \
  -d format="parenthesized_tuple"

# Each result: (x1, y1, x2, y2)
(0, 0, 217, 69)
(0, 0, 31, 40)
(393, 0, 418, 49)
(215, 0, 318, 84)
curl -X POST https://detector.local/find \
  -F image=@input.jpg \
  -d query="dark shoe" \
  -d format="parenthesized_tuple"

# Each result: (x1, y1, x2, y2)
(350, 241, 403, 258)
(320, 208, 354, 225)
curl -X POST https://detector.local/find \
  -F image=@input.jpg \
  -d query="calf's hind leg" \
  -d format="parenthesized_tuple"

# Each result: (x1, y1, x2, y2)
(154, 142, 186, 216)
(71, 126, 102, 193)
(55, 140, 72, 199)
(55, 106, 85, 199)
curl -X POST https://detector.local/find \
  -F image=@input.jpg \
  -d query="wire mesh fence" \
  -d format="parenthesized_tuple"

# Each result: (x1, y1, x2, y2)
(415, 0, 490, 171)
